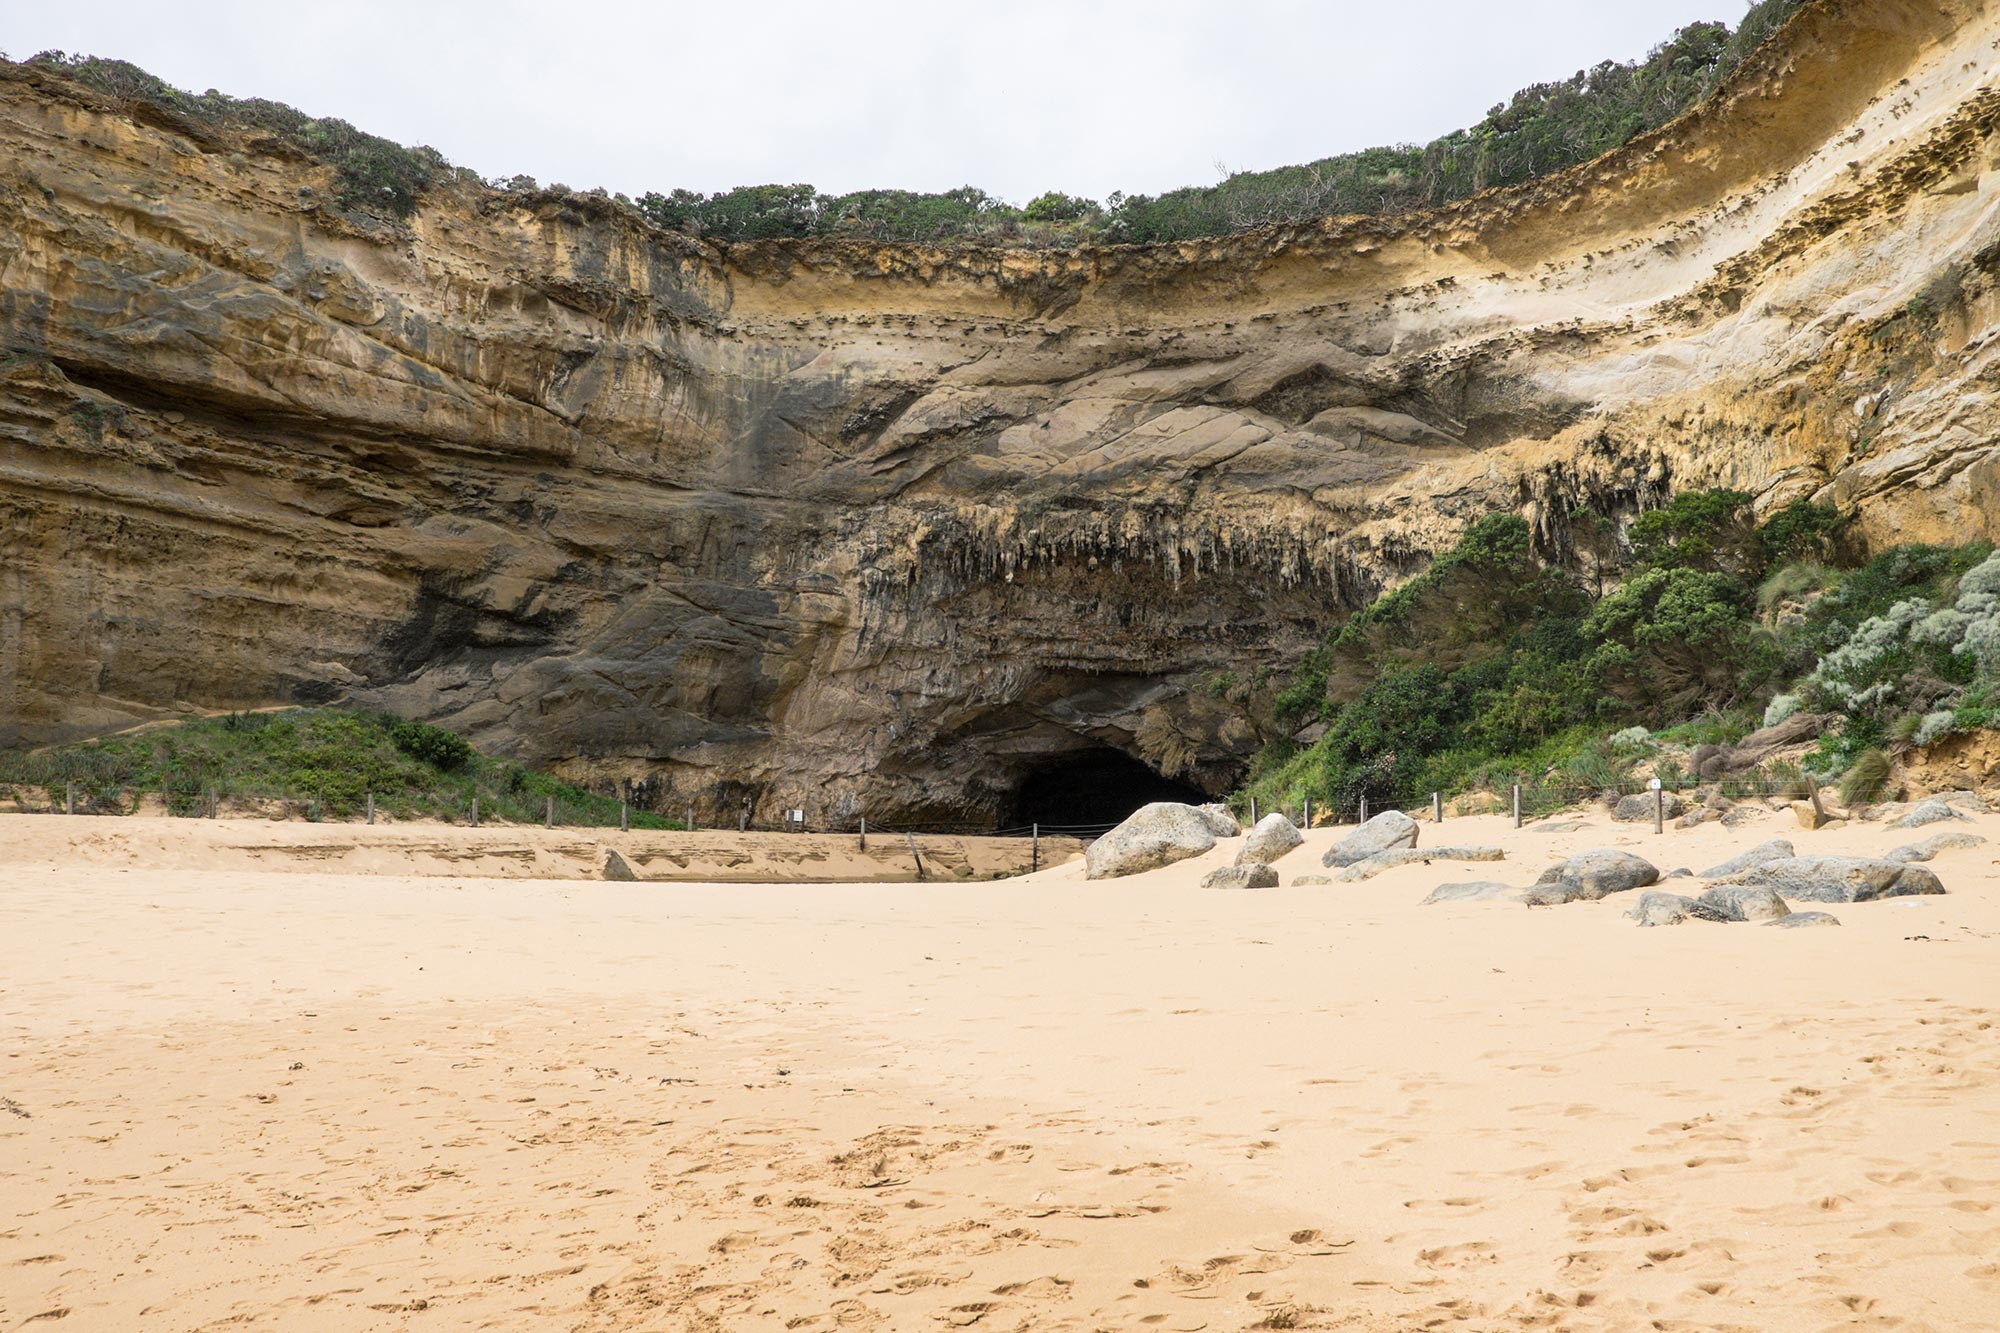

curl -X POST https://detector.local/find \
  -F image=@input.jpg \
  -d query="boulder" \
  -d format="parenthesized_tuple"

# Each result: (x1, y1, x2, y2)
(1085, 802, 1220, 879)
(1692, 744, 1726, 782)
(1335, 846, 1505, 881)
(1698, 839, 1795, 879)
(1767, 911, 1842, 928)
(1626, 891, 1700, 927)
(1235, 812, 1304, 866)
(603, 848, 641, 882)
(1612, 791, 1684, 823)
(1693, 883, 1791, 923)
(1884, 831, 1988, 863)
(1897, 799, 1967, 829)
(1201, 863, 1279, 890)
(1421, 881, 1525, 905)
(1323, 810, 1419, 867)
(1526, 849, 1660, 904)
(1727, 855, 1945, 903)
(1720, 805, 1766, 828)
(1288, 873, 1334, 887)
(1195, 804, 1243, 836)
(1793, 799, 1844, 830)
(1675, 809, 1713, 829)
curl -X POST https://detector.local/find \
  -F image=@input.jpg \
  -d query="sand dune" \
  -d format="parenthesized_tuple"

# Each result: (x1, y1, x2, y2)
(3, 803, 1998, 1330)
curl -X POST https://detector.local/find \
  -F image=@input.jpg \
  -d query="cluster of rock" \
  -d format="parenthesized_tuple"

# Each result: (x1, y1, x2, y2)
(1412, 819, 1978, 927)
(1081, 796, 1981, 929)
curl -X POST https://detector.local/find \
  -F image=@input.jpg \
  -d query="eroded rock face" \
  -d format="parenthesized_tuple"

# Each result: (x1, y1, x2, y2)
(6, 0, 2000, 823)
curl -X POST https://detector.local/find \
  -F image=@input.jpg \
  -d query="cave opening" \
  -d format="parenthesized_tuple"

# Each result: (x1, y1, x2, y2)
(1004, 747, 1207, 829)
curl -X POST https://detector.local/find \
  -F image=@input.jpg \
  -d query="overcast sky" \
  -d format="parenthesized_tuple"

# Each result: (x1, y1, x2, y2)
(7, 1, 1751, 203)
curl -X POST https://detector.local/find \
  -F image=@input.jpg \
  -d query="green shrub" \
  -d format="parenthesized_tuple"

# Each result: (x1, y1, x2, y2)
(1627, 488, 1758, 574)
(1581, 567, 1769, 714)
(389, 720, 473, 771)
(1838, 748, 1892, 805)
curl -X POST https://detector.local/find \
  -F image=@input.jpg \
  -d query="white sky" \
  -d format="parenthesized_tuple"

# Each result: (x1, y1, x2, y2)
(5, 1, 1752, 203)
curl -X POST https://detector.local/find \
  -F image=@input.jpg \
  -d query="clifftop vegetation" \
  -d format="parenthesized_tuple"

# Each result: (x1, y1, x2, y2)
(13, 0, 1806, 243)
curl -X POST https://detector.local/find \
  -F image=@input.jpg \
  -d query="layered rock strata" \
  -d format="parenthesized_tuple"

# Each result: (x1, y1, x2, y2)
(4, 0, 2000, 823)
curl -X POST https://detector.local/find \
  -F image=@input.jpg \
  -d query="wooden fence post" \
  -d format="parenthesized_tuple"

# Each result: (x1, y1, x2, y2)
(905, 832, 926, 881)
(1031, 822, 1040, 874)
(1302, 797, 1311, 829)
(1359, 795, 1368, 824)
(1433, 791, 1443, 823)
(366, 792, 374, 825)
(1249, 795, 1257, 825)
(859, 815, 867, 851)
(470, 797, 479, 828)
(546, 795, 555, 828)
(1513, 784, 1523, 829)
(620, 801, 629, 833)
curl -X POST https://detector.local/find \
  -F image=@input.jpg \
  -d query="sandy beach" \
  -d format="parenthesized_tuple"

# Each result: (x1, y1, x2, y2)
(4, 803, 1999, 1331)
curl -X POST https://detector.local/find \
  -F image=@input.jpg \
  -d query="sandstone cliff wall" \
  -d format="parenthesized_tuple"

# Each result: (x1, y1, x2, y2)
(4, 0, 1999, 824)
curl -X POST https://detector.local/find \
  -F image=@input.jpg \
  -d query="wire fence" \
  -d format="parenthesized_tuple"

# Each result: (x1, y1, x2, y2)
(1242, 773, 1858, 831)
(2, 775, 1880, 840)
(0, 782, 1126, 841)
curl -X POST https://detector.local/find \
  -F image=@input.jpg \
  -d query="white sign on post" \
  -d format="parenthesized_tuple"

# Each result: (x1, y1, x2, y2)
(1648, 778, 1663, 791)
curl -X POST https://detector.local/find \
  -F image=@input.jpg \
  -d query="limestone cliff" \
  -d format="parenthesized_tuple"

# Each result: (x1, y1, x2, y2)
(5, 0, 2000, 825)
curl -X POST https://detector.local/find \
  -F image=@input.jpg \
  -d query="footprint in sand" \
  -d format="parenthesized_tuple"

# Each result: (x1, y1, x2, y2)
(1417, 1241, 1498, 1270)
(991, 1275, 1071, 1298)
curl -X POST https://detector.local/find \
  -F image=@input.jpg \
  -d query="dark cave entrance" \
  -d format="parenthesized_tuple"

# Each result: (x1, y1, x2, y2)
(1004, 747, 1206, 829)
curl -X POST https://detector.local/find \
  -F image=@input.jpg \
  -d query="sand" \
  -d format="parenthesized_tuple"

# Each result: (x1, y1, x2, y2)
(0, 816, 1081, 883)
(3, 802, 1998, 1331)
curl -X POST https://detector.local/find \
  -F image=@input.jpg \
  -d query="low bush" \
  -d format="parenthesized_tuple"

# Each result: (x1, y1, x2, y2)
(1239, 486, 1993, 817)
(0, 709, 681, 827)
(389, 719, 472, 771)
